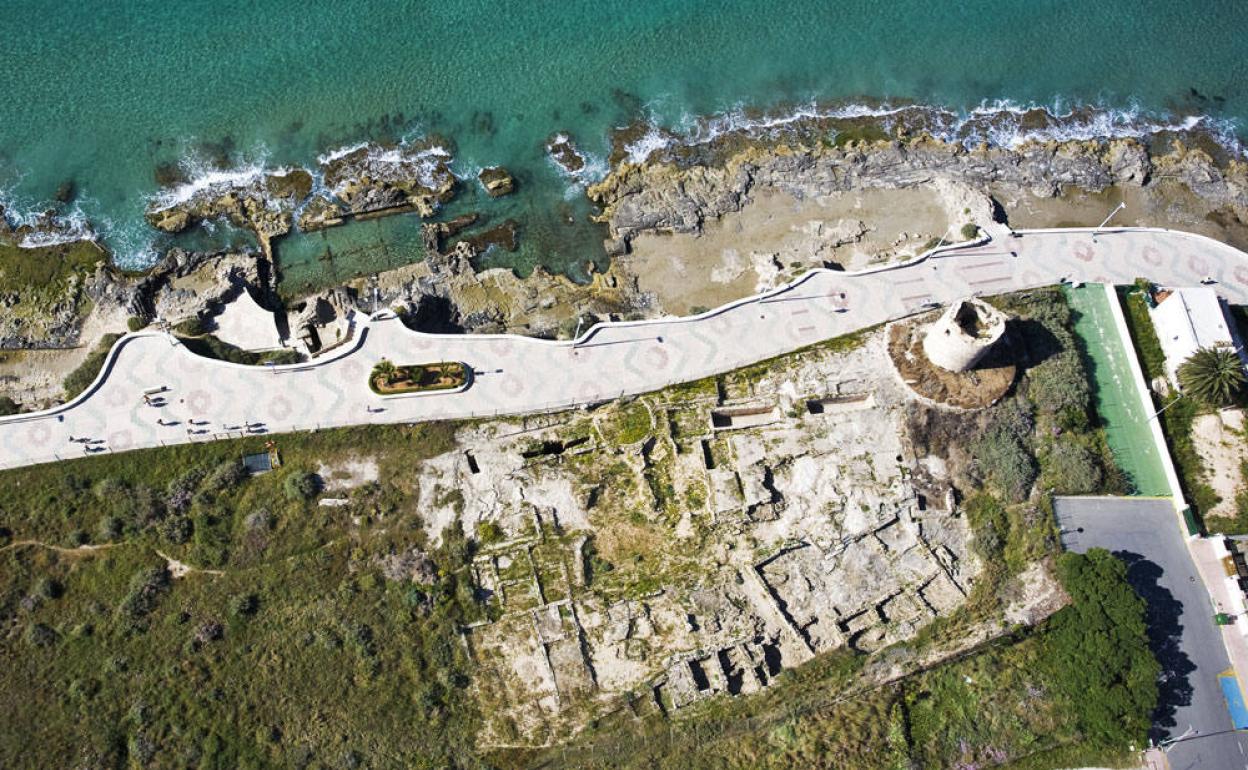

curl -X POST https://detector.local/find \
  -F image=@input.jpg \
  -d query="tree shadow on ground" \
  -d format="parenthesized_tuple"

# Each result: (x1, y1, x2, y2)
(1114, 549, 1197, 741)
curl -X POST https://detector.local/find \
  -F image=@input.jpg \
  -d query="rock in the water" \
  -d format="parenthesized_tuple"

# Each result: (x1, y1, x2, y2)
(478, 166, 516, 197)
(265, 168, 314, 201)
(546, 133, 587, 175)
(297, 195, 346, 232)
(149, 209, 191, 234)
(421, 213, 479, 254)
(321, 141, 457, 218)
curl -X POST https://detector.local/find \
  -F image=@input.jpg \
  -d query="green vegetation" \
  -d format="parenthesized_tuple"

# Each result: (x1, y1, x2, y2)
(959, 222, 979, 240)
(1121, 284, 1166, 381)
(1118, 289, 1222, 523)
(0, 293, 1160, 767)
(976, 289, 1124, 500)
(0, 422, 489, 768)
(62, 333, 123, 400)
(0, 239, 104, 301)
(1178, 346, 1246, 406)
(0, 395, 19, 415)
(126, 316, 147, 332)
(599, 399, 653, 444)
(178, 334, 302, 366)
(173, 316, 209, 337)
(369, 360, 468, 394)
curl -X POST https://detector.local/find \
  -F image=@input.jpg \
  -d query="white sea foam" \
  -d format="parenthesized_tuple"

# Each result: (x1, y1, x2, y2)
(0, 186, 98, 248)
(316, 141, 370, 166)
(148, 159, 270, 211)
(627, 99, 1241, 165)
(623, 126, 674, 165)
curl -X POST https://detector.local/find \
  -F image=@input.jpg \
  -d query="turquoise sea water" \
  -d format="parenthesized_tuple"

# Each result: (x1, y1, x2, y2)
(2, 0, 1247, 280)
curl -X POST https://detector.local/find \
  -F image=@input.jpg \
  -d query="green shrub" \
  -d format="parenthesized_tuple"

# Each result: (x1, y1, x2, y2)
(1121, 288, 1167, 382)
(118, 567, 171, 623)
(126, 316, 147, 332)
(1042, 437, 1104, 495)
(173, 316, 208, 337)
(24, 623, 58, 647)
(230, 593, 260, 617)
(959, 223, 979, 240)
(96, 514, 123, 541)
(0, 396, 19, 416)
(284, 470, 320, 500)
(159, 515, 193, 545)
(974, 400, 1038, 502)
(1027, 351, 1091, 423)
(475, 521, 504, 545)
(1043, 549, 1158, 746)
(35, 577, 63, 600)
(201, 459, 247, 495)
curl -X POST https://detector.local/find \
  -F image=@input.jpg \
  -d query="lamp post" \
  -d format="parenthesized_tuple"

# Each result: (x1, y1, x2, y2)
(1092, 202, 1126, 242)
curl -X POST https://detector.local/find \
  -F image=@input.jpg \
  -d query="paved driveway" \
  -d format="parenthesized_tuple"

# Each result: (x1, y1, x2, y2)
(1055, 497, 1247, 770)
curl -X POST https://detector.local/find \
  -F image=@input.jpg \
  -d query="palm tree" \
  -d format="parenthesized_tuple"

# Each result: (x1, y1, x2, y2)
(1178, 346, 1246, 406)
(372, 359, 397, 386)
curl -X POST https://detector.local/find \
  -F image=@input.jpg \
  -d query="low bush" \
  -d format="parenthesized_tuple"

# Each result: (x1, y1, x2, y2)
(173, 316, 208, 337)
(1042, 437, 1103, 495)
(284, 470, 320, 500)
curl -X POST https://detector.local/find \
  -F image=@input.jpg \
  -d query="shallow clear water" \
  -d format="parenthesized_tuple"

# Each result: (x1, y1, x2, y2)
(1, 0, 1246, 278)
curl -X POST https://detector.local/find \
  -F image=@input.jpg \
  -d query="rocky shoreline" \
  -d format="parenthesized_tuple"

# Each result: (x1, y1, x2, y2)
(4, 118, 1248, 409)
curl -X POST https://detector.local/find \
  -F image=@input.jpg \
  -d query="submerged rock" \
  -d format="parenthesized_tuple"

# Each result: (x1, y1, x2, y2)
(478, 166, 516, 197)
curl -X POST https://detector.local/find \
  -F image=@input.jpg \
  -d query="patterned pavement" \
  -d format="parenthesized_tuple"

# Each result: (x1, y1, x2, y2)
(2, 226, 1246, 470)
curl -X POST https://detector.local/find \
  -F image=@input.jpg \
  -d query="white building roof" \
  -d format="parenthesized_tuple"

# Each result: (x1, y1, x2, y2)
(1149, 286, 1238, 384)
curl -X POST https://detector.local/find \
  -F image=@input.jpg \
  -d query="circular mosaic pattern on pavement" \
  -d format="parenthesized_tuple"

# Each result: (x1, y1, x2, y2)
(187, 389, 212, 415)
(26, 422, 51, 446)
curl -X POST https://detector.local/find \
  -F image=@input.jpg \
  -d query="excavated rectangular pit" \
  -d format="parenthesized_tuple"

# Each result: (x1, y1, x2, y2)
(805, 393, 873, 415)
(711, 404, 778, 430)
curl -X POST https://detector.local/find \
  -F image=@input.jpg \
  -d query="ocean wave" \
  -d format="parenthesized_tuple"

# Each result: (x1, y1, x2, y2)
(621, 98, 1242, 165)
(0, 187, 98, 248)
(318, 139, 453, 193)
(148, 157, 272, 211)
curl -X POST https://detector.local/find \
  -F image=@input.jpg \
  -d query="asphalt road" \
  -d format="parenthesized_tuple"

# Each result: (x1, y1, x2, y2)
(1055, 497, 1247, 770)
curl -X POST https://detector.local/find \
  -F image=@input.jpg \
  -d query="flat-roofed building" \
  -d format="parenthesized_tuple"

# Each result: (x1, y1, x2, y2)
(1150, 286, 1245, 387)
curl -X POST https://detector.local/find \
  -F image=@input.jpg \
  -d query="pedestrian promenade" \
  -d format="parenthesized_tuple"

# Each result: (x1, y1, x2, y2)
(0, 227, 1245, 471)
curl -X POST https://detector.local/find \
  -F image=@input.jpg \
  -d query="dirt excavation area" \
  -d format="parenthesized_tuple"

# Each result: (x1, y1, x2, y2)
(400, 324, 1064, 746)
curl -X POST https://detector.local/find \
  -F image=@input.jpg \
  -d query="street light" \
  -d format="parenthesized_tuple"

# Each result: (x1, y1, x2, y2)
(1092, 202, 1126, 241)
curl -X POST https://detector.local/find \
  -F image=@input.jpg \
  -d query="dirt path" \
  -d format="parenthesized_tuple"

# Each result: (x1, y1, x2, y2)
(0, 539, 119, 555)
(156, 549, 224, 577)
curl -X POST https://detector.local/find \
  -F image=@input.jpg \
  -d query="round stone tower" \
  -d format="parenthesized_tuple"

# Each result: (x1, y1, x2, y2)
(921, 297, 1008, 372)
